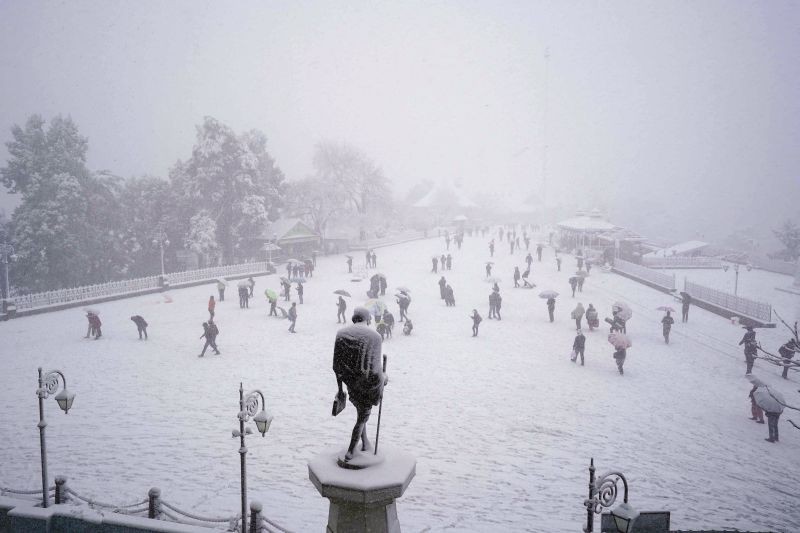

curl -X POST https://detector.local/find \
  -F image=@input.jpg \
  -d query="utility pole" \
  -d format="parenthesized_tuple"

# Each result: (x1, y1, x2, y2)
(541, 47, 550, 210)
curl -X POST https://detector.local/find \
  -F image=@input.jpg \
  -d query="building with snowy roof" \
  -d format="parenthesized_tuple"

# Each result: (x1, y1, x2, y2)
(261, 218, 320, 260)
(643, 240, 710, 258)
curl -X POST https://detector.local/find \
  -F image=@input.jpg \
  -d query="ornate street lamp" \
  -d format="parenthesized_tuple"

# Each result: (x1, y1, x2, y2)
(152, 230, 170, 277)
(36, 368, 75, 507)
(722, 262, 752, 296)
(232, 383, 273, 531)
(583, 458, 638, 533)
(0, 242, 17, 302)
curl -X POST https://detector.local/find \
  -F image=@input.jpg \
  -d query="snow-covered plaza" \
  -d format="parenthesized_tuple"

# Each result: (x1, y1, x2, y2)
(2, 236, 799, 532)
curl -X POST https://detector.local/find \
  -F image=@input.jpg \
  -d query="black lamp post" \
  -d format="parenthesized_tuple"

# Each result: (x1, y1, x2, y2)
(152, 231, 170, 277)
(583, 458, 639, 533)
(0, 242, 17, 301)
(232, 383, 273, 531)
(722, 262, 752, 296)
(36, 368, 75, 508)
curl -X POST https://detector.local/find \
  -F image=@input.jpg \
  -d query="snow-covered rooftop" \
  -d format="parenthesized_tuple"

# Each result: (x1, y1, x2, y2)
(644, 240, 709, 258)
(556, 214, 617, 232)
(412, 183, 477, 209)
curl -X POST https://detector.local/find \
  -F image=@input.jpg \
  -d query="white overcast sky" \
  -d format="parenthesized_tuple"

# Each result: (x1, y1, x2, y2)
(1, 0, 798, 242)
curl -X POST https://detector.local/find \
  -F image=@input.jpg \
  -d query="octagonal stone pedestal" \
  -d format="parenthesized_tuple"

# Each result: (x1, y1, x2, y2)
(308, 445, 416, 533)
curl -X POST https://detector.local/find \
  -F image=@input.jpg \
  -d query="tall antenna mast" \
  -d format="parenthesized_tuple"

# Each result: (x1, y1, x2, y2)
(541, 47, 550, 210)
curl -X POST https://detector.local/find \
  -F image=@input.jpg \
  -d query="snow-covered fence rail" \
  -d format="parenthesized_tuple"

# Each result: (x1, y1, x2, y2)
(642, 256, 722, 269)
(349, 230, 428, 251)
(684, 280, 772, 323)
(612, 258, 676, 291)
(13, 276, 161, 311)
(166, 261, 271, 287)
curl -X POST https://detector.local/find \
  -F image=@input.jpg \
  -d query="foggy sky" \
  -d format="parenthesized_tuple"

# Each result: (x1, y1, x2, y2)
(1, 1, 798, 244)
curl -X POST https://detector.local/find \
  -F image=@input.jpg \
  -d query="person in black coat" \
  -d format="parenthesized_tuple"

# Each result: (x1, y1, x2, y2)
(613, 347, 626, 375)
(547, 297, 556, 322)
(536, 244, 543, 262)
(525, 253, 533, 269)
(438, 276, 447, 300)
(445, 285, 455, 306)
(779, 338, 798, 379)
(488, 291, 497, 319)
(199, 320, 220, 356)
(130, 315, 148, 339)
(470, 309, 482, 337)
(556, 256, 562, 272)
(569, 277, 578, 298)
(383, 310, 395, 338)
(288, 303, 297, 332)
(739, 326, 757, 374)
(446, 254, 452, 270)
(296, 282, 304, 304)
(379, 276, 387, 296)
(681, 293, 692, 322)
(432, 256, 438, 273)
(572, 330, 586, 365)
(489, 240, 495, 257)
(494, 291, 502, 320)
(282, 280, 291, 301)
(347, 256, 353, 273)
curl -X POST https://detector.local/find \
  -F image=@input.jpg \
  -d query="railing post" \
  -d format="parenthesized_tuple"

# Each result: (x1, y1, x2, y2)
(54, 476, 68, 504)
(249, 500, 263, 533)
(148, 487, 161, 519)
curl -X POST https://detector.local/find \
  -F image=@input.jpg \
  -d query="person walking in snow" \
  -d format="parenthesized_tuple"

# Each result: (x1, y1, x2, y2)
(577, 254, 584, 270)
(379, 276, 388, 296)
(337, 296, 347, 323)
(577, 276, 585, 292)
(248, 277, 255, 297)
(288, 302, 297, 333)
(383, 309, 395, 338)
(403, 318, 414, 335)
(536, 244, 543, 262)
(371, 251, 377, 268)
(131, 315, 148, 340)
(525, 253, 533, 269)
(365, 250, 371, 268)
(556, 256, 562, 272)
(488, 291, 497, 319)
(569, 277, 578, 298)
(613, 346, 626, 375)
(432, 256, 439, 273)
(282, 280, 291, 301)
(494, 290, 502, 320)
(268, 293, 278, 316)
(208, 295, 216, 319)
(513, 266, 521, 288)
(296, 282, 304, 304)
(779, 338, 798, 379)
(347, 256, 353, 273)
(661, 311, 675, 344)
(572, 330, 586, 365)
(764, 405, 782, 443)
(470, 309, 482, 337)
(739, 326, 757, 375)
(485, 263, 492, 278)
(445, 233, 451, 250)
(199, 321, 220, 356)
(445, 284, 455, 306)
(524, 234, 531, 251)
(217, 280, 226, 301)
(681, 293, 692, 323)
(396, 294, 410, 322)
(489, 240, 495, 257)
(586, 304, 598, 331)
(571, 303, 585, 330)
(585, 260, 592, 274)
(446, 254, 452, 271)
(748, 383, 765, 424)
(509, 239, 515, 255)
(547, 297, 556, 323)
(439, 276, 447, 300)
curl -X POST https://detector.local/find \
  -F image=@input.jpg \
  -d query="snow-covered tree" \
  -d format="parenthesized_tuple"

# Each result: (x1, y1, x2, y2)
(285, 177, 347, 237)
(771, 219, 800, 261)
(171, 117, 286, 263)
(185, 211, 219, 262)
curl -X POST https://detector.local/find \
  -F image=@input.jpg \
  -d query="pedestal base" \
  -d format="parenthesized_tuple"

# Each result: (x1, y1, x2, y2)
(308, 445, 416, 533)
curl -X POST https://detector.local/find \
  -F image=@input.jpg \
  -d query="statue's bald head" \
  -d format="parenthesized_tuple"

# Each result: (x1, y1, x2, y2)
(352, 307, 371, 324)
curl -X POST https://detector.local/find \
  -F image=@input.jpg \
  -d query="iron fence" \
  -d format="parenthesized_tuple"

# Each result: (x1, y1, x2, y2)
(613, 258, 676, 291)
(166, 261, 271, 287)
(14, 277, 161, 311)
(684, 279, 772, 322)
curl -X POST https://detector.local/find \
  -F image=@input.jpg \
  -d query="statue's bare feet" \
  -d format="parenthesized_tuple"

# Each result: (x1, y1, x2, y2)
(361, 437, 371, 452)
(345, 449, 354, 461)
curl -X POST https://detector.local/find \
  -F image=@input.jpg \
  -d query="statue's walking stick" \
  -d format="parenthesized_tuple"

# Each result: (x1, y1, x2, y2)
(374, 354, 388, 455)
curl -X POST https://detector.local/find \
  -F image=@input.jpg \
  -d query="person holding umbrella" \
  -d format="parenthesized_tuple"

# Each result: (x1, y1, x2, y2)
(614, 346, 627, 375)
(396, 291, 411, 322)
(266, 290, 278, 316)
(608, 332, 630, 375)
(740, 326, 758, 375)
(750, 382, 785, 442)
(547, 296, 556, 322)
(569, 276, 578, 298)
(217, 279, 226, 301)
(661, 310, 675, 344)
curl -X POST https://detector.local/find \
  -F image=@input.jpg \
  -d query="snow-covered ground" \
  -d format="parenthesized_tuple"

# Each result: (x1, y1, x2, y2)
(2, 235, 799, 532)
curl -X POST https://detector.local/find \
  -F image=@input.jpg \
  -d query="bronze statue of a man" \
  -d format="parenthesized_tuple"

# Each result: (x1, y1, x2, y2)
(333, 307, 386, 462)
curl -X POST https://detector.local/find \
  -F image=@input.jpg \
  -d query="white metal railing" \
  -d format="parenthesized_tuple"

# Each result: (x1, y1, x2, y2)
(684, 280, 772, 322)
(14, 276, 161, 311)
(166, 261, 270, 286)
(613, 258, 676, 291)
(12, 261, 275, 312)
(349, 230, 427, 250)
(642, 256, 722, 269)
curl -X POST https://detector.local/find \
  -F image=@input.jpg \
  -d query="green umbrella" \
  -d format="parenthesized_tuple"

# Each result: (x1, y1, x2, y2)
(264, 289, 278, 300)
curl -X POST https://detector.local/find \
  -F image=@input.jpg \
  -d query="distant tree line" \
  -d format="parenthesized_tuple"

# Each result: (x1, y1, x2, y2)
(0, 114, 395, 292)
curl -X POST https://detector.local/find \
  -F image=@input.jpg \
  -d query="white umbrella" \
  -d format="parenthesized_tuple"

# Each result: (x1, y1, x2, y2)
(753, 386, 785, 414)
